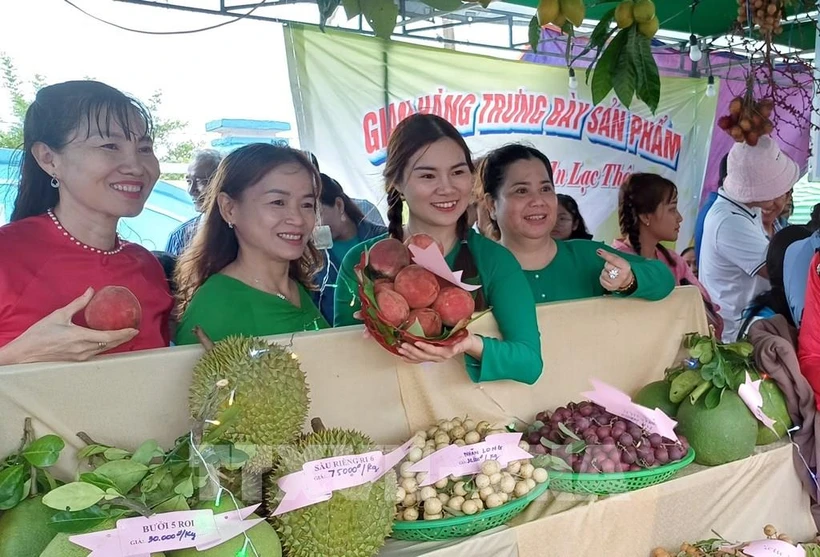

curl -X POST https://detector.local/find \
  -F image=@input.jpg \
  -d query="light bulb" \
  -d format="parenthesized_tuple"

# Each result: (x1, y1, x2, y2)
(689, 34, 702, 62)
(568, 68, 578, 91)
(705, 75, 716, 97)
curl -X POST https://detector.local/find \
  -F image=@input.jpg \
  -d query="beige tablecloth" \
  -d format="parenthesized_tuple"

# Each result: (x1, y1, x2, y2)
(0, 286, 814, 555)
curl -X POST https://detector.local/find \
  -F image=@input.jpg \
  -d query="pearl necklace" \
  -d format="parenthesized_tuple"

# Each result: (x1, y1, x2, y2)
(47, 209, 125, 256)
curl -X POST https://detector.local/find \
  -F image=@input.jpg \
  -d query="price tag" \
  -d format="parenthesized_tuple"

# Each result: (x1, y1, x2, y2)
(582, 379, 678, 441)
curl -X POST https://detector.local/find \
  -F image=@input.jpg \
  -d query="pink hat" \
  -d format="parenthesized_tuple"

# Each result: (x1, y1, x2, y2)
(723, 136, 799, 204)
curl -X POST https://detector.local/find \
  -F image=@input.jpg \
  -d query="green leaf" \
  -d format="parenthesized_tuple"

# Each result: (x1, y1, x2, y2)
(528, 15, 541, 53)
(212, 444, 249, 470)
(174, 475, 194, 498)
(635, 33, 660, 113)
(591, 28, 629, 105)
(406, 319, 426, 338)
(420, 0, 464, 10)
(612, 26, 637, 109)
(0, 465, 26, 510)
(557, 422, 581, 441)
(22, 435, 65, 468)
(77, 445, 109, 460)
(79, 473, 119, 493)
(203, 405, 241, 444)
(341, 0, 362, 19)
(94, 460, 149, 495)
(704, 386, 721, 409)
(42, 482, 105, 512)
(152, 494, 190, 513)
(359, 0, 399, 39)
(540, 437, 563, 451)
(576, 7, 616, 60)
(141, 468, 169, 494)
(713, 373, 726, 389)
(49, 505, 110, 534)
(131, 440, 162, 466)
(567, 440, 587, 454)
(103, 448, 131, 461)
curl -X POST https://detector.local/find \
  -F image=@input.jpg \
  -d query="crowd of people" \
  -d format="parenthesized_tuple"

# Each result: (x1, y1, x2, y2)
(2, 79, 819, 388)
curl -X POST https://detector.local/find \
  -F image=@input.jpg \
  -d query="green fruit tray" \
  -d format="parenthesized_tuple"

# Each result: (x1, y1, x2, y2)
(391, 479, 550, 542)
(548, 448, 695, 495)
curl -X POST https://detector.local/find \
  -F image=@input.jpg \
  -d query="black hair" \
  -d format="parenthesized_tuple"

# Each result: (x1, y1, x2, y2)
(319, 173, 366, 224)
(618, 173, 677, 265)
(474, 143, 554, 241)
(718, 153, 729, 188)
(11, 80, 154, 222)
(808, 203, 820, 233)
(680, 246, 695, 258)
(556, 193, 593, 240)
(383, 114, 486, 310)
(151, 251, 178, 295)
(743, 225, 812, 331)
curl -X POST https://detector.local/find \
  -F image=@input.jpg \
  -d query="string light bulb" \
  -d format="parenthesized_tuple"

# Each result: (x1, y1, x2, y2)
(705, 75, 716, 97)
(688, 34, 702, 62)
(568, 68, 578, 91)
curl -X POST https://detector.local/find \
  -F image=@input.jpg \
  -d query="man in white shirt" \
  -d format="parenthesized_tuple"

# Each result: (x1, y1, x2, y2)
(700, 136, 798, 342)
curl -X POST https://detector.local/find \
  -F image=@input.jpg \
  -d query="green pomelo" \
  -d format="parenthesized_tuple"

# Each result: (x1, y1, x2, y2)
(168, 497, 281, 557)
(0, 496, 58, 557)
(756, 378, 792, 445)
(40, 521, 165, 557)
(269, 429, 397, 557)
(676, 390, 758, 466)
(633, 380, 680, 419)
(189, 335, 310, 474)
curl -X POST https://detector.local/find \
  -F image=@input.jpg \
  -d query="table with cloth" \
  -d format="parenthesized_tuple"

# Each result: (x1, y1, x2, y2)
(0, 287, 814, 555)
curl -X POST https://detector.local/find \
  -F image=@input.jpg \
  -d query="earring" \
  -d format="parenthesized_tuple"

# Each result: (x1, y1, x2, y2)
(50, 176, 59, 189)
(227, 222, 234, 229)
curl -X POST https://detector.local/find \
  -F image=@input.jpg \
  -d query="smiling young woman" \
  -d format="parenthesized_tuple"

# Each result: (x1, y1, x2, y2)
(475, 144, 674, 305)
(334, 114, 543, 385)
(173, 144, 328, 345)
(0, 80, 173, 365)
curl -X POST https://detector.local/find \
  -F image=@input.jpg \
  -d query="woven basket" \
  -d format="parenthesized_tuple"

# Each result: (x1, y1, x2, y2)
(548, 448, 695, 495)
(391, 479, 550, 541)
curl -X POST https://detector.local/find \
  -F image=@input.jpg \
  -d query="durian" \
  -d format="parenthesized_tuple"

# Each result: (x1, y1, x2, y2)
(189, 331, 310, 476)
(268, 428, 397, 557)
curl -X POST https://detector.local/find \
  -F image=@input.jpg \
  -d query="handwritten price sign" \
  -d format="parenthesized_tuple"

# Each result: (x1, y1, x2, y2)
(582, 379, 678, 441)
(271, 438, 415, 516)
(742, 539, 805, 557)
(69, 506, 263, 556)
(408, 433, 532, 486)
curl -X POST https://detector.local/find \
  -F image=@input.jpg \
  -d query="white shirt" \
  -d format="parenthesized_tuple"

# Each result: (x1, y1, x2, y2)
(699, 190, 770, 342)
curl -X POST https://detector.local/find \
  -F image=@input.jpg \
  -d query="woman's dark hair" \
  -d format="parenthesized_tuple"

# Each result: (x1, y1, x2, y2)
(151, 251, 178, 295)
(556, 193, 593, 240)
(618, 173, 677, 264)
(11, 80, 154, 222)
(743, 225, 812, 331)
(808, 203, 820, 232)
(384, 114, 485, 310)
(319, 173, 365, 224)
(175, 143, 322, 315)
(474, 143, 554, 241)
(680, 246, 695, 258)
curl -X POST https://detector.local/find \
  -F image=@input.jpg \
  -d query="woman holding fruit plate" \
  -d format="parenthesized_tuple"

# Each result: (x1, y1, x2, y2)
(474, 144, 675, 304)
(0, 80, 173, 365)
(334, 114, 543, 385)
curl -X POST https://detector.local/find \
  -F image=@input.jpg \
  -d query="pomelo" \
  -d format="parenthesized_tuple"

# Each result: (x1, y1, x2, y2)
(676, 390, 758, 466)
(41, 520, 165, 556)
(168, 497, 281, 557)
(633, 380, 679, 419)
(0, 496, 58, 557)
(755, 377, 792, 445)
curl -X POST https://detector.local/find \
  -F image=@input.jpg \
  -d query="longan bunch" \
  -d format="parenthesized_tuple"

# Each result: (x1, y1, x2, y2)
(649, 524, 796, 557)
(717, 96, 775, 146)
(394, 417, 548, 522)
(736, 0, 784, 37)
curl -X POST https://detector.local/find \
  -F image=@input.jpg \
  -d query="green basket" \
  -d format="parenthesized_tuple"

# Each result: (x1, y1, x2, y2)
(548, 448, 695, 495)
(391, 478, 550, 541)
